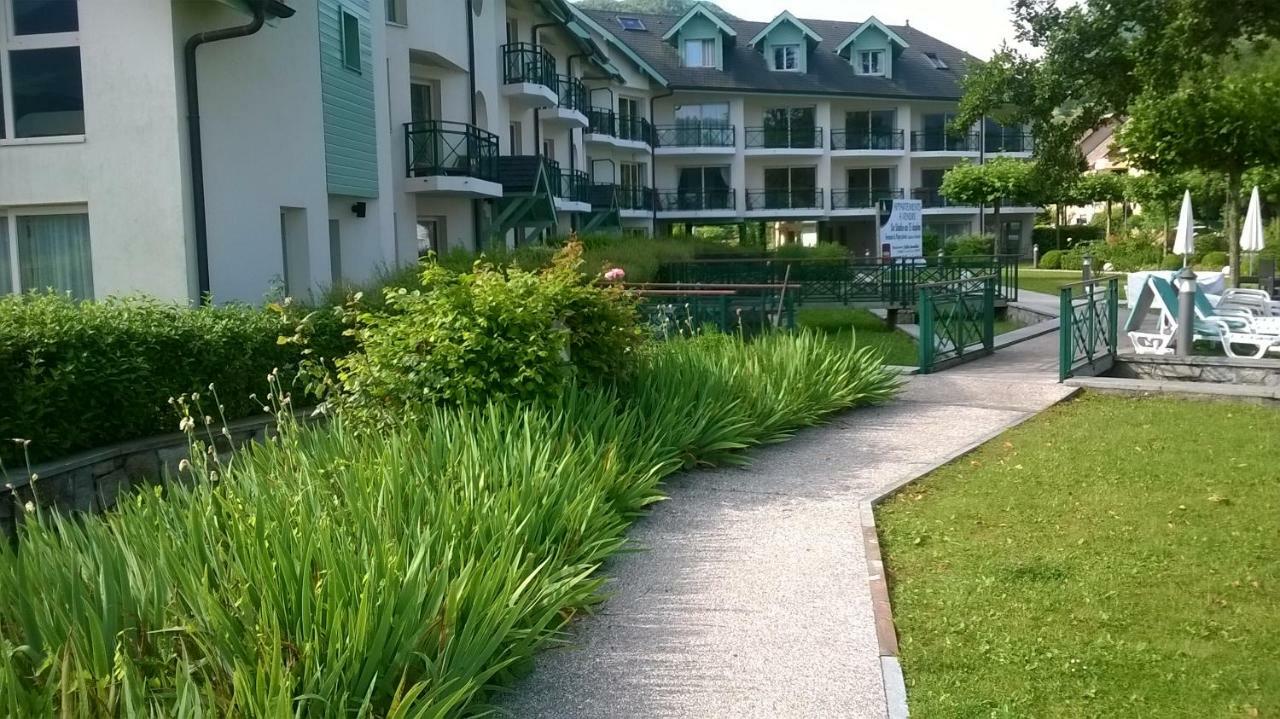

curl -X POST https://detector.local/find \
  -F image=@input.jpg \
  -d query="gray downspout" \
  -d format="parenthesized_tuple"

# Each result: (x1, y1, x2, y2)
(530, 21, 559, 152)
(184, 2, 268, 300)
(649, 88, 674, 233)
(466, 0, 480, 249)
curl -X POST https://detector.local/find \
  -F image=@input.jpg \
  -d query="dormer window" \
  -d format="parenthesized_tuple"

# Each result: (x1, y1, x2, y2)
(859, 49, 885, 75)
(924, 52, 949, 70)
(684, 38, 715, 67)
(772, 44, 800, 71)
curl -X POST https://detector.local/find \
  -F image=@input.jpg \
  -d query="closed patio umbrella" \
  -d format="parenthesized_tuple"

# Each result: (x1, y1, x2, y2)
(1241, 186, 1265, 275)
(1173, 190, 1195, 267)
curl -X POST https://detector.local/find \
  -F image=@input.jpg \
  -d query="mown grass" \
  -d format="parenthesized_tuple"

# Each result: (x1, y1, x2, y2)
(798, 308, 918, 366)
(1019, 267, 1129, 299)
(0, 331, 897, 716)
(878, 393, 1280, 718)
(797, 309, 1025, 367)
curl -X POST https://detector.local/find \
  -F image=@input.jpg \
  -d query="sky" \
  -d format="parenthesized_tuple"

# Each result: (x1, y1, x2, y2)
(710, 0, 1034, 59)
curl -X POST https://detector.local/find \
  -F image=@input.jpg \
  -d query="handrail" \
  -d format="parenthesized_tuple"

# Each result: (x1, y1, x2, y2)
(918, 274, 997, 373)
(911, 130, 980, 152)
(744, 126, 824, 149)
(1058, 276, 1120, 381)
(745, 188, 825, 210)
(655, 188, 736, 211)
(831, 128, 904, 151)
(653, 124, 735, 148)
(501, 42, 558, 91)
(831, 188, 904, 209)
(404, 120, 500, 181)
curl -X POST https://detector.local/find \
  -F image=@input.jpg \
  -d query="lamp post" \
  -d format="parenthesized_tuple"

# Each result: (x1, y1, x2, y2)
(1033, 243, 1040, 268)
(1176, 265, 1197, 356)
(1082, 251, 1093, 290)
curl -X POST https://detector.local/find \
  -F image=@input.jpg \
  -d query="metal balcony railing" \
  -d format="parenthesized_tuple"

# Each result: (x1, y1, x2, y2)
(656, 188, 736, 211)
(560, 168, 590, 203)
(404, 120, 499, 181)
(653, 124, 736, 148)
(744, 126, 823, 149)
(556, 75, 587, 113)
(543, 157, 562, 197)
(911, 187, 969, 208)
(984, 132, 1035, 153)
(616, 115, 653, 145)
(586, 107, 615, 136)
(615, 184, 654, 211)
(746, 188, 825, 210)
(831, 187, 904, 209)
(831, 129, 904, 151)
(911, 131, 980, 152)
(501, 42, 558, 92)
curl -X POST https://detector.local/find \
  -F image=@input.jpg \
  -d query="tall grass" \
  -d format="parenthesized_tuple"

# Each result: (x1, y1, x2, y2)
(0, 332, 896, 716)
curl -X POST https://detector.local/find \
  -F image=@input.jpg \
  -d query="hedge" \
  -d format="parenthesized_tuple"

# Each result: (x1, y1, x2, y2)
(0, 294, 348, 466)
(1032, 225, 1106, 250)
(1038, 250, 1064, 269)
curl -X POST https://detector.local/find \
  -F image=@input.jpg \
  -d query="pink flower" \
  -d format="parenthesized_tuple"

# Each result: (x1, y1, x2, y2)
(604, 267, 626, 282)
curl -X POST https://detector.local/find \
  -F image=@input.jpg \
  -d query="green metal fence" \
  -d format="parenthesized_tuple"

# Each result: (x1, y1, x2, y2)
(656, 255, 1019, 307)
(634, 286, 797, 339)
(917, 275, 996, 373)
(1058, 277, 1120, 381)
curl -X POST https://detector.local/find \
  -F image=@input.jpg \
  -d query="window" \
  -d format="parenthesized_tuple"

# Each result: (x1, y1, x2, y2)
(617, 96, 642, 140)
(0, 0, 84, 139)
(848, 167, 896, 205)
(844, 109, 897, 149)
(676, 166, 731, 210)
(385, 0, 406, 25)
(340, 9, 361, 73)
(1, 211, 93, 299)
(858, 49, 884, 75)
(927, 221, 972, 241)
(763, 167, 816, 208)
(924, 52, 949, 70)
(674, 103, 730, 145)
(762, 106, 816, 148)
(683, 38, 715, 67)
(617, 16, 646, 31)
(506, 19, 519, 45)
(542, 138, 555, 161)
(619, 161, 647, 189)
(508, 121, 522, 154)
(409, 82, 435, 123)
(772, 44, 800, 71)
(417, 217, 444, 257)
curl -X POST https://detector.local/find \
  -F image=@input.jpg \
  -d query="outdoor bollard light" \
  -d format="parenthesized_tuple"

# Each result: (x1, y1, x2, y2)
(1082, 252, 1093, 287)
(1033, 243, 1040, 268)
(1176, 266, 1197, 357)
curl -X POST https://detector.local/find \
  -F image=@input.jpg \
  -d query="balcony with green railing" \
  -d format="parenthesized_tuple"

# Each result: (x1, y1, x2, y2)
(585, 107, 615, 138)
(501, 42, 558, 109)
(911, 131, 980, 153)
(912, 187, 976, 210)
(831, 188, 904, 210)
(831, 129, 904, 152)
(655, 187, 736, 213)
(558, 168, 591, 206)
(404, 120, 500, 186)
(653, 124, 736, 151)
(746, 188, 825, 211)
(744, 126, 824, 151)
(546, 75, 589, 128)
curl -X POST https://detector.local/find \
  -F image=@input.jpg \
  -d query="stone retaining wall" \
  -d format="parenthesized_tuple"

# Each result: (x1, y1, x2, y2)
(0, 413, 292, 534)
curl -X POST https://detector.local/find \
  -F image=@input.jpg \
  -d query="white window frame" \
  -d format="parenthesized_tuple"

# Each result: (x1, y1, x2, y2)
(1, 206, 93, 298)
(859, 49, 885, 76)
(0, 0, 84, 143)
(682, 38, 715, 68)
(772, 44, 800, 72)
(385, 0, 406, 26)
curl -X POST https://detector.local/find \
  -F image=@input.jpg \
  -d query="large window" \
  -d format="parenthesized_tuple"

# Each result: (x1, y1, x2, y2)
(771, 44, 800, 71)
(763, 166, 816, 208)
(762, 106, 816, 148)
(385, 0, 406, 25)
(1, 211, 93, 299)
(858, 49, 884, 75)
(0, 0, 84, 139)
(848, 167, 895, 195)
(340, 8, 362, 73)
(844, 109, 897, 149)
(676, 166, 731, 210)
(683, 38, 715, 67)
(673, 102, 729, 145)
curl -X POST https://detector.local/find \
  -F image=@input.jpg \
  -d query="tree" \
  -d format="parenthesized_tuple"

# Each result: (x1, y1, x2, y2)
(1120, 64, 1280, 280)
(940, 159, 1038, 254)
(1127, 173, 1184, 251)
(1075, 172, 1128, 239)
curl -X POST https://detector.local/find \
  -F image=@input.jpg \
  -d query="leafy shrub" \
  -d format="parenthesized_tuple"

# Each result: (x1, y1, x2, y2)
(1198, 251, 1229, 270)
(1161, 254, 1187, 271)
(333, 243, 643, 424)
(922, 229, 943, 257)
(0, 294, 347, 465)
(0, 331, 898, 714)
(1038, 250, 1063, 269)
(1032, 225, 1105, 250)
(944, 234, 995, 257)
(773, 242, 848, 260)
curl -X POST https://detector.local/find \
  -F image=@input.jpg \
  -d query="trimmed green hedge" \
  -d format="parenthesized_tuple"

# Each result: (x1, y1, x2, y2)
(1032, 225, 1106, 250)
(1198, 251, 1229, 270)
(0, 295, 348, 466)
(1038, 250, 1064, 269)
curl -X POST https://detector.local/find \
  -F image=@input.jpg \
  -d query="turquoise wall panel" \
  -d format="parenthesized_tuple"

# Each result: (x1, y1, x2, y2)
(319, 0, 379, 198)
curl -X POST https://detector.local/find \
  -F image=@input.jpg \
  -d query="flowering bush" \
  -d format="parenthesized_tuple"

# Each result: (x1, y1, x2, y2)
(604, 267, 626, 282)
(332, 243, 643, 425)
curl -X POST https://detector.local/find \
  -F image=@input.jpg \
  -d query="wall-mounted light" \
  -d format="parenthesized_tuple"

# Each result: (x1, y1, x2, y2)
(351, 201, 367, 218)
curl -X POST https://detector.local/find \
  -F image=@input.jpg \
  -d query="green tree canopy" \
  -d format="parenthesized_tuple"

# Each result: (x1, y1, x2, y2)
(940, 158, 1038, 253)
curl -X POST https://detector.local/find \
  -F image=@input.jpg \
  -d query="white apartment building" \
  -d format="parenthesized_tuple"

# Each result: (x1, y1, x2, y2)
(0, 0, 1035, 304)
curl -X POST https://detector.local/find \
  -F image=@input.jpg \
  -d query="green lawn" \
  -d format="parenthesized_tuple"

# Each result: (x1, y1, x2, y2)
(1019, 267, 1129, 299)
(798, 308, 918, 365)
(798, 309, 1027, 367)
(878, 393, 1280, 718)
